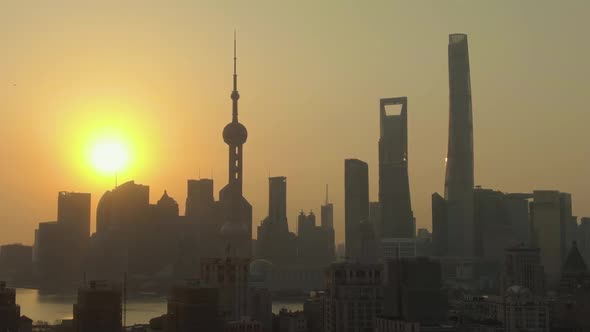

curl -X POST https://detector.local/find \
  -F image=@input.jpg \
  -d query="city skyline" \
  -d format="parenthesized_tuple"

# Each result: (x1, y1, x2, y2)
(2, 1, 590, 246)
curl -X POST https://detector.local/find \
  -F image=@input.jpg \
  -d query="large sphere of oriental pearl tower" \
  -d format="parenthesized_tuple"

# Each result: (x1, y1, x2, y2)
(223, 121, 248, 146)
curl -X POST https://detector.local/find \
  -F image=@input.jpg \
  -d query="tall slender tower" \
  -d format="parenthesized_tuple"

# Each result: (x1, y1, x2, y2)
(219, 34, 252, 257)
(344, 159, 369, 259)
(379, 97, 414, 238)
(444, 34, 475, 257)
(321, 185, 334, 230)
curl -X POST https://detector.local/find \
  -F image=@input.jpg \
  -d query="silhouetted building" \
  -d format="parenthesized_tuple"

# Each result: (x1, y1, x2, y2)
(185, 178, 215, 221)
(474, 188, 530, 261)
(0, 281, 20, 332)
(579, 217, 590, 266)
(560, 194, 577, 259)
(460, 286, 549, 332)
(357, 220, 379, 263)
(58, 191, 91, 237)
(249, 287, 272, 332)
(530, 190, 572, 286)
(344, 159, 369, 260)
(324, 262, 384, 332)
(369, 202, 382, 240)
(201, 257, 250, 321)
(34, 221, 71, 288)
(379, 97, 414, 239)
(431, 193, 448, 257)
(381, 238, 417, 259)
(73, 280, 122, 332)
(383, 257, 447, 324)
(96, 181, 150, 233)
(443, 33, 475, 258)
(336, 243, 345, 260)
(502, 245, 545, 296)
(303, 291, 325, 332)
(257, 177, 297, 265)
(34, 192, 92, 289)
(164, 280, 223, 332)
(551, 247, 590, 331)
(0, 244, 32, 282)
(156, 191, 179, 222)
(417, 228, 431, 240)
(268, 177, 287, 232)
(558, 242, 590, 295)
(297, 211, 335, 267)
(321, 185, 334, 230)
(218, 37, 253, 258)
(278, 309, 307, 332)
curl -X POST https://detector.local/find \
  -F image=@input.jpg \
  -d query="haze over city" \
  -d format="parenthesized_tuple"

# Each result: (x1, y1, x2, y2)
(1, 0, 589, 246)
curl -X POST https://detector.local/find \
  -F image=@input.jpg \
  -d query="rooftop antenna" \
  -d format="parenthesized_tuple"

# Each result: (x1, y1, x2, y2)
(325, 184, 329, 204)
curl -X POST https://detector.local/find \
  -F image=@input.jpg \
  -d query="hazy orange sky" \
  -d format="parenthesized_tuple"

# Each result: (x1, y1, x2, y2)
(1, 1, 589, 246)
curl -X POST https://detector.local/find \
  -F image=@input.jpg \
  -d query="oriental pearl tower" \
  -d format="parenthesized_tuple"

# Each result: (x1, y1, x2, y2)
(218, 34, 253, 257)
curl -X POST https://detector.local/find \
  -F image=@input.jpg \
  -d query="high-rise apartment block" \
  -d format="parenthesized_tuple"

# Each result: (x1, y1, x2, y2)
(324, 262, 383, 332)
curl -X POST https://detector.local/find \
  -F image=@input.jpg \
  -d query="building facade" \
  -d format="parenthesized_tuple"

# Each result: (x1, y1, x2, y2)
(201, 257, 250, 321)
(73, 281, 122, 332)
(324, 262, 384, 332)
(503, 245, 545, 296)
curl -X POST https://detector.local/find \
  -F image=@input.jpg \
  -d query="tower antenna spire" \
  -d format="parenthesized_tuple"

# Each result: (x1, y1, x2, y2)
(230, 30, 239, 122)
(233, 30, 237, 91)
(325, 184, 329, 204)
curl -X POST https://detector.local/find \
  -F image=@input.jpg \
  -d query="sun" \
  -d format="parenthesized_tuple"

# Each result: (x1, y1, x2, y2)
(90, 138, 129, 174)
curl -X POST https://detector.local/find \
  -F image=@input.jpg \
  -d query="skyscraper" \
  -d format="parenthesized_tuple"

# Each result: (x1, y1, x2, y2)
(379, 97, 414, 238)
(73, 281, 122, 332)
(321, 185, 334, 230)
(344, 159, 369, 259)
(268, 176, 288, 233)
(444, 33, 475, 257)
(256, 177, 297, 264)
(578, 217, 590, 266)
(219, 35, 252, 257)
(530, 190, 568, 286)
(185, 178, 215, 221)
(57, 192, 91, 238)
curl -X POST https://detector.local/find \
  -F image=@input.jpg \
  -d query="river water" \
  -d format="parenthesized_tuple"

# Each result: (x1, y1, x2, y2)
(15, 288, 303, 325)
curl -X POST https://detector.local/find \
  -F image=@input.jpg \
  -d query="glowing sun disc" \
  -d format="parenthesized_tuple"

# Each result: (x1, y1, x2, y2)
(90, 139, 129, 173)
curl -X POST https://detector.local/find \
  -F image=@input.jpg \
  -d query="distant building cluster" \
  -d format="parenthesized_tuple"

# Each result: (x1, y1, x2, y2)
(1, 33, 590, 332)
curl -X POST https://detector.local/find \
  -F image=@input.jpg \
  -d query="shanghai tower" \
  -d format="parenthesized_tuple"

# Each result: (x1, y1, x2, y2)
(444, 33, 475, 257)
(379, 97, 414, 238)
